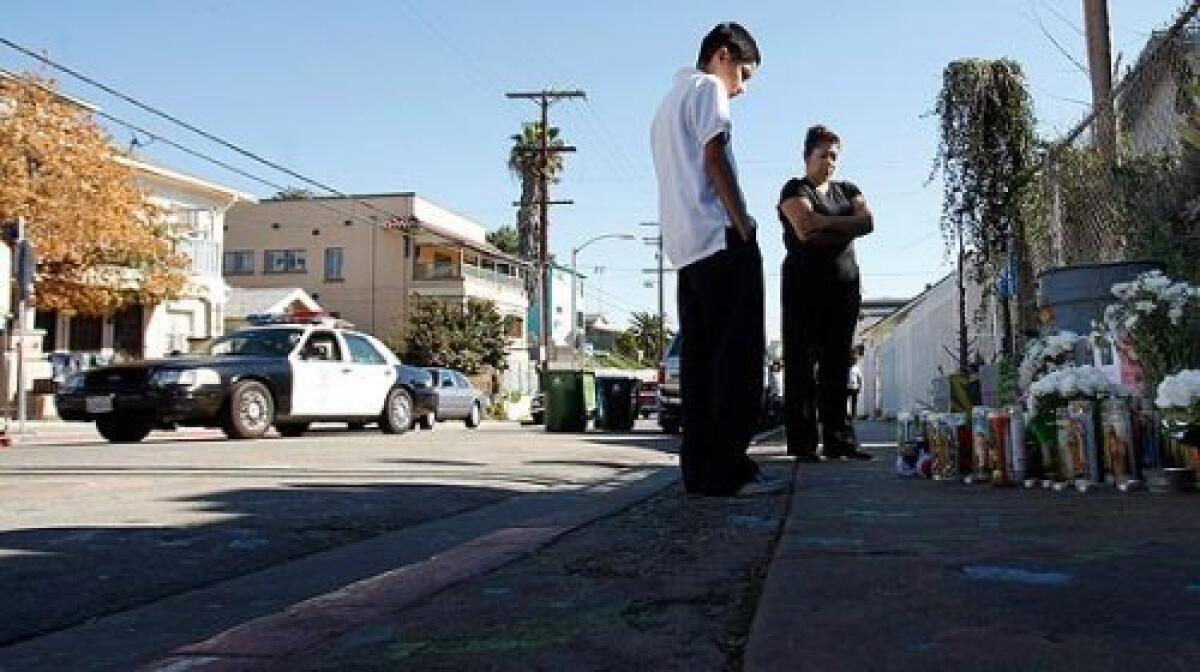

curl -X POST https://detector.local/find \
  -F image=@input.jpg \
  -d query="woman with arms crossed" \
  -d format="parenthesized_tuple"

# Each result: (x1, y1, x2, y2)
(778, 125, 874, 461)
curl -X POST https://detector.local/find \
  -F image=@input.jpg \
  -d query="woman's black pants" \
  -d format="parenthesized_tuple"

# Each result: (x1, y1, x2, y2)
(782, 264, 860, 456)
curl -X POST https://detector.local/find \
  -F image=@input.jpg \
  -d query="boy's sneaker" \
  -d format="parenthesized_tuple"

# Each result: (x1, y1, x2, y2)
(821, 444, 874, 462)
(736, 473, 786, 496)
(840, 448, 874, 461)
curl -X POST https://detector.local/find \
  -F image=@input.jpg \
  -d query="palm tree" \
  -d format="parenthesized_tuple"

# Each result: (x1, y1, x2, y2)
(628, 312, 672, 365)
(507, 122, 566, 263)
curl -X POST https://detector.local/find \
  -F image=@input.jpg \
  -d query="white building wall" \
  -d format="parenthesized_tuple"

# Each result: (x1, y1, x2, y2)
(547, 266, 584, 348)
(862, 272, 1000, 418)
(126, 159, 250, 358)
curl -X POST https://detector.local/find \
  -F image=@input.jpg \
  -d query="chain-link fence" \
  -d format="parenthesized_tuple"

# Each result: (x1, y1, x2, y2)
(1031, 5, 1200, 281)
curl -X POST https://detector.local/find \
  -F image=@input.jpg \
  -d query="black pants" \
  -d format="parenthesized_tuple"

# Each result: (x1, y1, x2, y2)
(677, 230, 765, 495)
(782, 263, 860, 456)
(848, 390, 859, 419)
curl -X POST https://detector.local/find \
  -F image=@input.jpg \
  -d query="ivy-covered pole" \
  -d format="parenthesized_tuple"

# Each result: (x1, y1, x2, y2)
(932, 59, 1037, 369)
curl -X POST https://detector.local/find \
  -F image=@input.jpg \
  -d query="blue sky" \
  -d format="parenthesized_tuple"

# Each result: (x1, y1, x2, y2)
(1, 0, 1187, 339)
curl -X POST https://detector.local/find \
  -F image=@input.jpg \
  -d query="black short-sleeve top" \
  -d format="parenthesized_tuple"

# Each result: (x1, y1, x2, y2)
(777, 176, 861, 285)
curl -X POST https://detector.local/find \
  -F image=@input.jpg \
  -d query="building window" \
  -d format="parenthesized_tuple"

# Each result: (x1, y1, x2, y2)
(69, 315, 103, 351)
(324, 247, 345, 282)
(265, 249, 307, 274)
(344, 333, 386, 364)
(223, 250, 255, 275)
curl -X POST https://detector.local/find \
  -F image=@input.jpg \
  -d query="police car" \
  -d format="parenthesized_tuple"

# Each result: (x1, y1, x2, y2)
(55, 313, 436, 443)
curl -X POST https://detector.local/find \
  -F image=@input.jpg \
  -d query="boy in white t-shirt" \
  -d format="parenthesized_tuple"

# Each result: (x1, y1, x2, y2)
(651, 23, 779, 497)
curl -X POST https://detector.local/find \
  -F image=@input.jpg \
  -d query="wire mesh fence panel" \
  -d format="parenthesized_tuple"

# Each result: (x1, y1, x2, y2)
(1033, 9, 1200, 281)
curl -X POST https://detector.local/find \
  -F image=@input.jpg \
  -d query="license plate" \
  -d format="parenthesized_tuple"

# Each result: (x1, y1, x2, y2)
(86, 395, 114, 414)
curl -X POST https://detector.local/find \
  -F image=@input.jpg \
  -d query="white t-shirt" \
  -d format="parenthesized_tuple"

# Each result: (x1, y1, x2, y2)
(650, 68, 748, 270)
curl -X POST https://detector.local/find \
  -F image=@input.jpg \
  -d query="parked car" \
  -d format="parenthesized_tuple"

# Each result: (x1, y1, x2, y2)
(55, 315, 436, 443)
(656, 333, 782, 435)
(637, 381, 659, 419)
(657, 334, 682, 434)
(425, 367, 489, 428)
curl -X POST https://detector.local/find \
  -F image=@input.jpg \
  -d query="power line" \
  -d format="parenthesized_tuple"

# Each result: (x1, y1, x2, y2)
(4, 73, 386, 230)
(580, 289, 638, 321)
(0, 36, 442, 237)
(1037, 0, 1085, 37)
(571, 98, 652, 189)
(1, 37, 361, 201)
(394, 0, 530, 124)
(1018, 2, 1090, 77)
(0, 43, 541, 281)
(583, 283, 650, 317)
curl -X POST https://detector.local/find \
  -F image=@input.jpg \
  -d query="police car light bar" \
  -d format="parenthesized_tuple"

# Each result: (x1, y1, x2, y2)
(247, 310, 354, 328)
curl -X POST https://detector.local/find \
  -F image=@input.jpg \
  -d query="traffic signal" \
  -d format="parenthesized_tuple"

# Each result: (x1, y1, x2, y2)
(16, 239, 35, 300)
(1, 219, 19, 245)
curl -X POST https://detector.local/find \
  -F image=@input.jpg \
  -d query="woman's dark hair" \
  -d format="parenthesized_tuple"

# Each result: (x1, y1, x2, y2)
(696, 22, 761, 69)
(803, 124, 841, 158)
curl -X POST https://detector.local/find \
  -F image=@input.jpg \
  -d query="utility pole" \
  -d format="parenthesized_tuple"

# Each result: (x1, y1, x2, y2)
(506, 89, 585, 368)
(3, 217, 34, 434)
(640, 221, 670, 364)
(1083, 0, 1117, 164)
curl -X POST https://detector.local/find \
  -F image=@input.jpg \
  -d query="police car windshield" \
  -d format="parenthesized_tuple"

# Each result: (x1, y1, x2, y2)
(205, 328, 304, 357)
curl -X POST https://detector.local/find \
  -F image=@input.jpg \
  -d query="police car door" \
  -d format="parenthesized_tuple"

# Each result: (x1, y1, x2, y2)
(340, 332, 396, 416)
(291, 330, 347, 416)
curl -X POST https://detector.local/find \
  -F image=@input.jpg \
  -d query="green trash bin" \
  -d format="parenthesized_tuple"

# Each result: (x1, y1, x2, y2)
(583, 371, 597, 422)
(596, 376, 637, 431)
(541, 370, 593, 432)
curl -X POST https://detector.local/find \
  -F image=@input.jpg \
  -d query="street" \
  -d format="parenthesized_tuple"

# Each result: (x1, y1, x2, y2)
(0, 420, 679, 669)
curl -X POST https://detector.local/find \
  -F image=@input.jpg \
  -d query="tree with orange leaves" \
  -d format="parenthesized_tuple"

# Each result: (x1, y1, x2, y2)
(0, 72, 188, 316)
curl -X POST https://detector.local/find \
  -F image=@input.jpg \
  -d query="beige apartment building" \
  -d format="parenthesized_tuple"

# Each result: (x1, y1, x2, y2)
(223, 193, 534, 385)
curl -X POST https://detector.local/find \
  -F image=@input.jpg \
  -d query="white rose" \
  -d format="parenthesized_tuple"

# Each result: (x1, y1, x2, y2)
(1156, 370, 1200, 409)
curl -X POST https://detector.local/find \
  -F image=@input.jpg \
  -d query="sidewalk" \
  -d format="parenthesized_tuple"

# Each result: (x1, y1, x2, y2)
(138, 432, 794, 672)
(0, 420, 222, 446)
(747, 421, 1200, 671)
(28, 420, 1197, 670)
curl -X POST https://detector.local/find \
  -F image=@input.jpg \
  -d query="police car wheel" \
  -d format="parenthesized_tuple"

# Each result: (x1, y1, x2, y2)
(381, 388, 413, 435)
(223, 380, 274, 440)
(97, 417, 152, 443)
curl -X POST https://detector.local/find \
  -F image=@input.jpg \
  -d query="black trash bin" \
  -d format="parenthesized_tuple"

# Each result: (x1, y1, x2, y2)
(595, 376, 638, 431)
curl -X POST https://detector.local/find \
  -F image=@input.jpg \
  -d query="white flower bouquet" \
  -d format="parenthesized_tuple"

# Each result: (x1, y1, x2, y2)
(1030, 365, 1129, 405)
(1101, 270, 1200, 394)
(1155, 369, 1200, 425)
(1155, 369, 1200, 469)
(1019, 331, 1081, 390)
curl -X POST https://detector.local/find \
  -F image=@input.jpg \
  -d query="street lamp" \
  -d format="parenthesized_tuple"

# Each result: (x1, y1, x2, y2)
(570, 233, 636, 355)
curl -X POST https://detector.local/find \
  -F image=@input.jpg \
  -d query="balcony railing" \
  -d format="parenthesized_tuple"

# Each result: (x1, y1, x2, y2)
(414, 262, 525, 294)
(413, 262, 460, 281)
(180, 239, 221, 277)
(462, 264, 525, 292)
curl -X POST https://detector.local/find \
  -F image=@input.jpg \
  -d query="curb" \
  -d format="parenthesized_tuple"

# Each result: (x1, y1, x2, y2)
(142, 468, 679, 671)
(752, 424, 786, 446)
